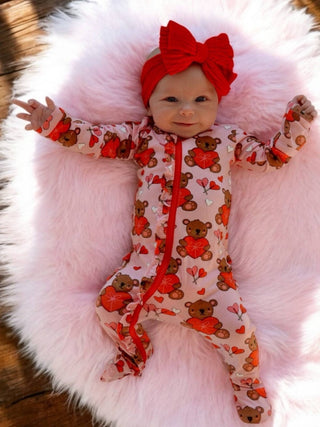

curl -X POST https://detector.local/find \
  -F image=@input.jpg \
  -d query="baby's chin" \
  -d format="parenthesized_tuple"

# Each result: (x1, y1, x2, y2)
(163, 123, 215, 138)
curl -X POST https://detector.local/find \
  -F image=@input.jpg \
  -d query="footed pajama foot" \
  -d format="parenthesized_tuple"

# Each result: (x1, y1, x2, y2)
(101, 351, 144, 382)
(231, 377, 272, 424)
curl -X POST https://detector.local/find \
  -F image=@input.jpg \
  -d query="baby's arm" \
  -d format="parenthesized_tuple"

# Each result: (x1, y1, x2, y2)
(13, 97, 139, 160)
(232, 95, 317, 171)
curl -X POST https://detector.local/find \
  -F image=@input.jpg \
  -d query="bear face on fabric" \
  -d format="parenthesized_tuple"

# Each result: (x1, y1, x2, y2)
(164, 172, 198, 212)
(133, 130, 158, 168)
(216, 256, 237, 291)
(184, 135, 222, 173)
(47, 111, 80, 147)
(215, 189, 231, 227)
(237, 405, 265, 424)
(182, 298, 230, 338)
(243, 332, 260, 372)
(96, 273, 139, 315)
(132, 200, 152, 238)
(157, 257, 184, 300)
(177, 219, 213, 260)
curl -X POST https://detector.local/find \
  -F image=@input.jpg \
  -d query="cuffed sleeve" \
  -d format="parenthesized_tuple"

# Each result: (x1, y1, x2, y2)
(36, 106, 140, 160)
(230, 101, 311, 172)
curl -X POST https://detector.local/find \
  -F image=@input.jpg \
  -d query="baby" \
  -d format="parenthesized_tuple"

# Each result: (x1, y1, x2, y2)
(14, 20, 317, 425)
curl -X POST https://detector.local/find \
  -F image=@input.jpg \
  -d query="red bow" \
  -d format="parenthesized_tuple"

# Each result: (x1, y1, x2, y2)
(141, 21, 237, 106)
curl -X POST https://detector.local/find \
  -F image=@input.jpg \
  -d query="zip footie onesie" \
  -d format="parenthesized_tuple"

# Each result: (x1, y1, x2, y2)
(37, 99, 310, 424)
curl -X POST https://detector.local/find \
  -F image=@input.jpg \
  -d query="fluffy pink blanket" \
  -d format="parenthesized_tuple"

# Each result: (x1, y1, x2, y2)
(1, 0, 320, 425)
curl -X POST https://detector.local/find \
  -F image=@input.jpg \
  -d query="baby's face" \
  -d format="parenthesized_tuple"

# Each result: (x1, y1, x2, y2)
(147, 64, 219, 138)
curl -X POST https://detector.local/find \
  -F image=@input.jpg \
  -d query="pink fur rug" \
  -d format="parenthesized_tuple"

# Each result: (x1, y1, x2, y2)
(1, 0, 320, 425)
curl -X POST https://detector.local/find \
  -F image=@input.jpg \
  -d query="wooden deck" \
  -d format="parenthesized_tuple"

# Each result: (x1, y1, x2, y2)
(0, 0, 319, 426)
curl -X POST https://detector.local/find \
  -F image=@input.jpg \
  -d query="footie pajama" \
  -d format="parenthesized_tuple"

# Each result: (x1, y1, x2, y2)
(37, 101, 310, 424)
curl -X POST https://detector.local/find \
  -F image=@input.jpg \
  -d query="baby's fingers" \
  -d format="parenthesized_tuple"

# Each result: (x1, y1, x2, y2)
(25, 123, 34, 131)
(16, 112, 31, 122)
(12, 98, 33, 113)
(302, 105, 315, 114)
(45, 96, 55, 111)
(27, 99, 44, 109)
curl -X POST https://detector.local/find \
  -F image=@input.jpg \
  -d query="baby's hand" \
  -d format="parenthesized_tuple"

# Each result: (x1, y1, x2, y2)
(12, 97, 56, 131)
(289, 95, 318, 123)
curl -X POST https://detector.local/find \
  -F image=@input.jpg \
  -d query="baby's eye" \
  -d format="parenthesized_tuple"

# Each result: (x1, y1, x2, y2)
(165, 97, 178, 102)
(195, 96, 207, 102)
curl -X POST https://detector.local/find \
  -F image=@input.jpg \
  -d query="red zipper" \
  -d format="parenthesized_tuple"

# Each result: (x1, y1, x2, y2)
(129, 137, 183, 362)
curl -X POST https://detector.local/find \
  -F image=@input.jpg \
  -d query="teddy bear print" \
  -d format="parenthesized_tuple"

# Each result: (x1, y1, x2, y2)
(237, 406, 265, 424)
(234, 142, 243, 161)
(182, 299, 230, 338)
(295, 134, 307, 150)
(155, 234, 166, 255)
(215, 189, 231, 227)
(117, 135, 135, 158)
(283, 104, 301, 138)
(237, 405, 265, 424)
(132, 200, 152, 238)
(133, 131, 157, 168)
(163, 135, 176, 161)
(118, 322, 150, 349)
(116, 322, 151, 366)
(243, 332, 259, 372)
(157, 257, 184, 300)
(101, 131, 121, 158)
(265, 138, 291, 169)
(243, 136, 270, 167)
(216, 256, 237, 291)
(178, 172, 198, 211)
(96, 273, 139, 314)
(228, 129, 237, 143)
(246, 380, 268, 402)
(184, 135, 222, 172)
(139, 276, 154, 293)
(48, 111, 81, 147)
(176, 219, 213, 260)
(231, 378, 268, 402)
(164, 173, 197, 211)
(58, 126, 81, 147)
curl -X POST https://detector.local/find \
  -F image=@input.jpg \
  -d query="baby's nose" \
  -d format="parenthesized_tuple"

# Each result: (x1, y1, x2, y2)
(179, 103, 194, 116)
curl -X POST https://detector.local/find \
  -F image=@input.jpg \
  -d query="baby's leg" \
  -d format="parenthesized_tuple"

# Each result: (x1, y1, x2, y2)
(96, 266, 153, 381)
(180, 287, 272, 424)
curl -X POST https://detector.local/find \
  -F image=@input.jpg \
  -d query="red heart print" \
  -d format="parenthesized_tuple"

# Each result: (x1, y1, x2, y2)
(209, 181, 220, 190)
(198, 268, 207, 278)
(187, 266, 198, 276)
(196, 178, 208, 187)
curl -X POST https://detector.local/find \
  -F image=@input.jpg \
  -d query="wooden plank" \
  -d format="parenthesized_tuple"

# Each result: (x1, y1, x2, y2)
(0, 304, 100, 426)
(293, 0, 320, 23)
(0, 2, 99, 426)
(0, 0, 71, 120)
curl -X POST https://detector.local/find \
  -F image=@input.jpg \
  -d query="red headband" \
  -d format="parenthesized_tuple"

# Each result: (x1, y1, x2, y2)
(141, 20, 237, 106)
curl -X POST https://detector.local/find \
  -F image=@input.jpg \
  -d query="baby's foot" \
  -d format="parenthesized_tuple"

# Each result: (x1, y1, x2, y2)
(232, 376, 272, 424)
(100, 352, 143, 382)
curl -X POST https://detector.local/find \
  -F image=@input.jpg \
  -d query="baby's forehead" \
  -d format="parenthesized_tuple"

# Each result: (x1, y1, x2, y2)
(155, 66, 217, 94)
